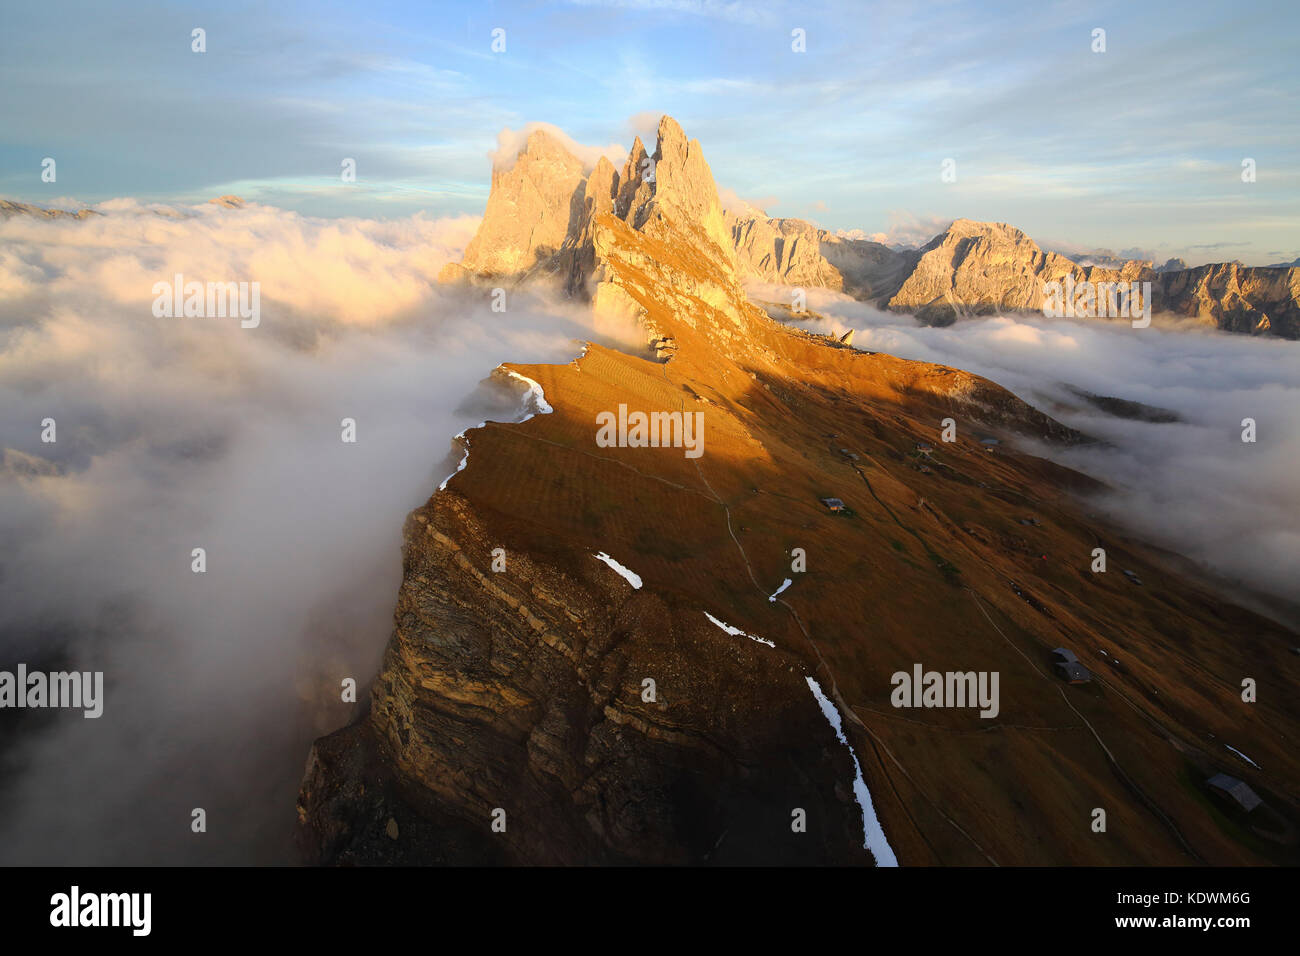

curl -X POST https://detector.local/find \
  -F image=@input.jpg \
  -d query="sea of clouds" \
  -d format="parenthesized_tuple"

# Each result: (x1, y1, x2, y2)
(757, 283, 1300, 626)
(0, 200, 644, 864)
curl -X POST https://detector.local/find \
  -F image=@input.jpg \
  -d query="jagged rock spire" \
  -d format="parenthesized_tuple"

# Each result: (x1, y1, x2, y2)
(448, 116, 737, 291)
(456, 127, 587, 278)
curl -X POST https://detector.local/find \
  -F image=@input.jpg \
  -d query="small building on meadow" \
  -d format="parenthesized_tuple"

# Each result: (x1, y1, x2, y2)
(1054, 661, 1092, 684)
(820, 497, 845, 512)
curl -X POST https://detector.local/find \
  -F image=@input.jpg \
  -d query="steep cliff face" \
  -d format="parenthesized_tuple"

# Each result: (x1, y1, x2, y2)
(300, 116, 1300, 866)
(884, 220, 1300, 336)
(881, 219, 1145, 324)
(451, 128, 589, 280)
(1156, 261, 1300, 336)
(299, 487, 873, 865)
(444, 116, 737, 300)
(729, 215, 916, 301)
(638, 116, 735, 264)
(731, 217, 847, 291)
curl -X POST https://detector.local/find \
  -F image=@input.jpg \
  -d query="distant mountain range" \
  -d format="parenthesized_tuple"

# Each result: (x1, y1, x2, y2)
(725, 215, 1300, 338)
(1060, 253, 1191, 274)
(0, 198, 100, 220)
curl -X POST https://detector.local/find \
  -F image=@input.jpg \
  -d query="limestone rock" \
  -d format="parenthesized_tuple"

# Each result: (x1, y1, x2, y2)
(1157, 261, 1300, 337)
(635, 116, 735, 265)
(730, 215, 1299, 339)
(615, 136, 652, 222)
(458, 128, 588, 279)
(885, 219, 1093, 322)
(731, 217, 844, 290)
(449, 114, 750, 327)
(729, 215, 916, 301)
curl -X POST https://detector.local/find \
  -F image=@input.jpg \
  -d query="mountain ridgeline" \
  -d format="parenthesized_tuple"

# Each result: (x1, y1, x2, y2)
(425, 124, 1300, 338)
(297, 117, 1300, 866)
(727, 215, 1300, 338)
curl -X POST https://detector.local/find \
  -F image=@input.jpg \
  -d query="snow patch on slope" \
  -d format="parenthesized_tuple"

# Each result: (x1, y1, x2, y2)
(501, 367, 554, 418)
(768, 578, 792, 602)
(593, 552, 642, 589)
(437, 424, 483, 491)
(805, 676, 898, 867)
(437, 445, 469, 491)
(704, 611, 775, 648)
(1225, 744, 1261, 769)
(437, 370, 552, 492)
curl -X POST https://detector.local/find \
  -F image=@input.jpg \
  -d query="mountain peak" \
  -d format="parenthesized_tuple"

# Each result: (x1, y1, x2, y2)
(520, 126, 578, 163)
(453, 127, 588, 278)
(451, 116, 735, 290)
(654, 114, 687, 154)
(929, 219, 1028, 246)
(645, 115, 728, 254)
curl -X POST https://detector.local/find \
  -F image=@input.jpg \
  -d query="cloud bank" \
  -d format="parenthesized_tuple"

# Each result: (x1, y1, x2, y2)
(0, 201, 643, 864)
(490, 122, 629, 173)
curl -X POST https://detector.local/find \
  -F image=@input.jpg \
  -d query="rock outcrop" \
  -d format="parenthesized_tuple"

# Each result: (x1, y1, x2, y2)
(882, 219, 1144, 324)
(443, 116, 739, 301)
(729, 215, 916, 301)
(728, 216, 1300, 338)
(451, 128, 589, 281)
(1155, 261, 1300, 336)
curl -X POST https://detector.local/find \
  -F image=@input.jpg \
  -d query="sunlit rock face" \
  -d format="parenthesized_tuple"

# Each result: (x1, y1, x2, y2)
(728, 212, 1300, 338)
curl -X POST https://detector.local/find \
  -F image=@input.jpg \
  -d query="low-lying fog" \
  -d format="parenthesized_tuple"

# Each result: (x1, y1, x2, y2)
(0, 201, 642, 863)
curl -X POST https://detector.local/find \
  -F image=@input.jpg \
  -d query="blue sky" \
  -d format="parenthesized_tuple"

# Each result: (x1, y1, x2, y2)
(2, 0, 1297, 264)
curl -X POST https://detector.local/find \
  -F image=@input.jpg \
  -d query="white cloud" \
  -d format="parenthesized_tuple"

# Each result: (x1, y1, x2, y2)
(838, 212, 951, 248)
(0, 201, 643, 864)
(718, 187, 776, 218)
(490, 122, 629, 173)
